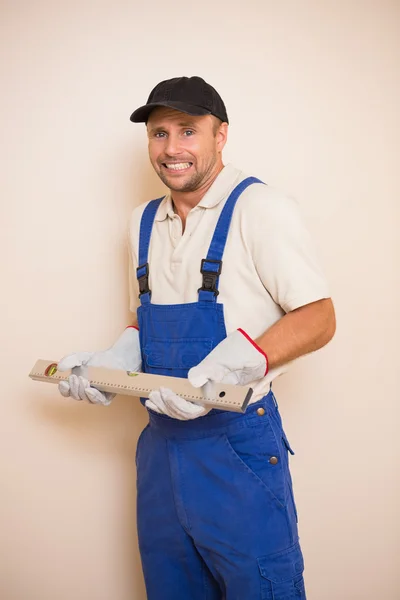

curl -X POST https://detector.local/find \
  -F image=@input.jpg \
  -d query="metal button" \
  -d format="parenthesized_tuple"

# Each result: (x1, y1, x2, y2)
(256, 407, 265, 416)
(269, 456, 279, 465)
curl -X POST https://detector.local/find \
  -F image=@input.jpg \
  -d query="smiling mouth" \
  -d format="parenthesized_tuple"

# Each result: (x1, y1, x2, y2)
(162, 162, 193, 171)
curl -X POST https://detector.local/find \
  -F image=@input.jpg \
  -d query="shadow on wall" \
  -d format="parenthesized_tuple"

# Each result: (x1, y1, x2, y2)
(121, 136, 167, 212)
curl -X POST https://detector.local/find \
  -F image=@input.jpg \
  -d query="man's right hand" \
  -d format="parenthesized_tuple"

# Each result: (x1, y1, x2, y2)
(57, 326, 142, 406)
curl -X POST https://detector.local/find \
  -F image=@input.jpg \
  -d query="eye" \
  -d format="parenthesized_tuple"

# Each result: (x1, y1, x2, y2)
(183, 130, 194, 136)
(154, 132, 166, 138)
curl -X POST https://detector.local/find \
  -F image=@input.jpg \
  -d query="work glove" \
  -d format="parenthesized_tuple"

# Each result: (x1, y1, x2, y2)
(57, 326, 141, 406)
(146, 386, 212, 420)
(188, 328, 268, 388)
(145, 329, 268, 420)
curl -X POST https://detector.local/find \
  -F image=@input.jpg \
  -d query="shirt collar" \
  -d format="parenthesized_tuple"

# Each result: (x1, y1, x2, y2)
(154, 163, 243, 221)
(154, 195, 175, 222)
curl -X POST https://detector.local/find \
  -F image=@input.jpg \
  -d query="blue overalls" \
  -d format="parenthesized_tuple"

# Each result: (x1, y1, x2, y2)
(135, 178, 306, 600)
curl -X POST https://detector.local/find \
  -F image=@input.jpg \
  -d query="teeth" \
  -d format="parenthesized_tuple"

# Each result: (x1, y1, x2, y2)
(165, 162, 191, 171)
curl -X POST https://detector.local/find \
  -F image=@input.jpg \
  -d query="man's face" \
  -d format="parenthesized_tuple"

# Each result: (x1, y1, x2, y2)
(146, 107, 227, 193)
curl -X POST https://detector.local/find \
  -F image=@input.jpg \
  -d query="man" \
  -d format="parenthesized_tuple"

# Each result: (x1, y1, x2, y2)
(58, 76, 336, 599)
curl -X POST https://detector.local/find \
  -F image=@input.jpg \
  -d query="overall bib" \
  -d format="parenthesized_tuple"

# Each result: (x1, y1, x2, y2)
(135, 178, 306, 600)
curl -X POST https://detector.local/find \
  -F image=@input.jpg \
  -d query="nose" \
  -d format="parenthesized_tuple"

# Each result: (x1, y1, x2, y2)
(164, 133, 183, 157)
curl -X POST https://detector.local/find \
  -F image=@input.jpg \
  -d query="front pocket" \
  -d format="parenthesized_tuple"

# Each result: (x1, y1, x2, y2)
(258, 541, 306, 599)
(223, 426, 286, 509)
(143, 337, 213, 370)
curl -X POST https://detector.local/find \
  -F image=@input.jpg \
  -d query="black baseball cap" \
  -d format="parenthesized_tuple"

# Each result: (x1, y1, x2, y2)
(130, 76, 229, 124)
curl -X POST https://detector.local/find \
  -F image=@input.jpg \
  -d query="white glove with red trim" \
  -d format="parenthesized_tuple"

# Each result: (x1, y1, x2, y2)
(145, 329, 268, 420)
(57, 326, 141, 406)
(188, 329, 268, 388)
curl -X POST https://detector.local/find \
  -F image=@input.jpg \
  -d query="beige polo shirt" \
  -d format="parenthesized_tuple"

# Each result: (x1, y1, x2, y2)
(128, 163, 330, 401)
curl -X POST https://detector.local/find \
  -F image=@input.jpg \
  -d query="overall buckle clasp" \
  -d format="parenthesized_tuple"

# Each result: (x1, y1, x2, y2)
(198, 259, 222, 297)
(136, 262, 150, 297)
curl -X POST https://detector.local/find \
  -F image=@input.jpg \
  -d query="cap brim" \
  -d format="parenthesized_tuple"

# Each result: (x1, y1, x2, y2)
(130, 101, 211, 123)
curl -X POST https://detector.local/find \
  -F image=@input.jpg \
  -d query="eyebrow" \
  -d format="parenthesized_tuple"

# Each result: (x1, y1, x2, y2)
(148, 121, 198, 134)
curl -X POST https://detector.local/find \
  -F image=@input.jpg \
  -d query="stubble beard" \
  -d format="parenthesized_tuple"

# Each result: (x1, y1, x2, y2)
(158, 169, 204, 192)
(155, 155, 217, 193)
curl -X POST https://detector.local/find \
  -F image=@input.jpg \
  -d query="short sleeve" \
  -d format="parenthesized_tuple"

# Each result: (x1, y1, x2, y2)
(245, 187, 330, 312)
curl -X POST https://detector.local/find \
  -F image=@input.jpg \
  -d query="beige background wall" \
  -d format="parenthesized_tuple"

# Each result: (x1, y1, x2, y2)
(1, 1, 399, 599)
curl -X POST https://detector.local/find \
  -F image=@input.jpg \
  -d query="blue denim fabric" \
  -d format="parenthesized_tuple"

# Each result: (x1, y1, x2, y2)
(136, 393, 305, 599)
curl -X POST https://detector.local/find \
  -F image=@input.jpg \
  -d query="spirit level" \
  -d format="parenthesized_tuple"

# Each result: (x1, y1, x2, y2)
(29, 359, 253, 413)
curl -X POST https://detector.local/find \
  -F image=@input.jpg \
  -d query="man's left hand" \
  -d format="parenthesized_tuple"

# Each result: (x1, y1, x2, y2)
(188, 329, 268, 388)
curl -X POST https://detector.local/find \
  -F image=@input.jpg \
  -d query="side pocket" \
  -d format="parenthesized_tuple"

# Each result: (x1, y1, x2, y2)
(282, 434, 298, 524)
(258, 541, 306, 600)
(282, 432, 295, 456)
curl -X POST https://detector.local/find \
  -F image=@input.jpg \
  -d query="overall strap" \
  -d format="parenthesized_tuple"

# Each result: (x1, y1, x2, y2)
(136, 197, 164, 304)
(198, 177, 264, 303)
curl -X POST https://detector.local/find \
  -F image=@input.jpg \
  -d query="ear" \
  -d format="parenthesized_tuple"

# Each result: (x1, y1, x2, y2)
(216, 122, 228, 153)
